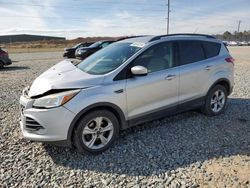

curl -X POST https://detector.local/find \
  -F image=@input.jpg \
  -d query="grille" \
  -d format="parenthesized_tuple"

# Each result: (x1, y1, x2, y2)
(25, 117, 44, 131)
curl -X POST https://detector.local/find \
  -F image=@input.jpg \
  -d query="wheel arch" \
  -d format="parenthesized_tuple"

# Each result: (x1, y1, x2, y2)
(67, 102, 127, 143)
(207, 78, 231, 96)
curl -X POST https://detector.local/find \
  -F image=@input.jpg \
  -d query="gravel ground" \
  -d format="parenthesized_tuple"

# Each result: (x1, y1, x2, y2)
(0, 48, 250, 187)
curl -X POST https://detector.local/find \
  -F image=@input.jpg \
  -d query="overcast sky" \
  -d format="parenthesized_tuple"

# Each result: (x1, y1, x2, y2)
(0, 0, 249, 39)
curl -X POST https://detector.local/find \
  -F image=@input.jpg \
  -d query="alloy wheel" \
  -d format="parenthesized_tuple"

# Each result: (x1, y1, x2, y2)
(82, 117, 114, 150)
(210, 89, 226, 113)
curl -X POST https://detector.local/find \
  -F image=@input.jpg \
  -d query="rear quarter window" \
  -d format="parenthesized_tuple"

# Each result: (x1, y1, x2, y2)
(202, 41, 221, 58)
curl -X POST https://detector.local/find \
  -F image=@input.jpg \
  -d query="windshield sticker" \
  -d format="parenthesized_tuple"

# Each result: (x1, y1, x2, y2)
(130, 42, 145, 48)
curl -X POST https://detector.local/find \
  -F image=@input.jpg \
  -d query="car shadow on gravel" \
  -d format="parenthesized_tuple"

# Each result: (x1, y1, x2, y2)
(44, 98, 250, 176)
(0, 66, 29, 72)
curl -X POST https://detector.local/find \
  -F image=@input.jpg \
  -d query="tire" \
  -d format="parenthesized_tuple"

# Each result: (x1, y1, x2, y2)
(0, 61, 4, 69)
(73, 109, 119, 154)
(202, 85, 228, 116)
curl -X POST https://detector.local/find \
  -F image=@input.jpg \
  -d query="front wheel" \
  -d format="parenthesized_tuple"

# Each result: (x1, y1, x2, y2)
(202, 85, 228, 116)
(73, 109, 119, 154)
(0, 61, 4, 69)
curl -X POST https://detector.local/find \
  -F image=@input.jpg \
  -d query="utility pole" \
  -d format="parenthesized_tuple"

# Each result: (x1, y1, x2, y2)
(236, 20, 241, 41)
(167, 0, 170, 34)
(237, 20, 241, 33)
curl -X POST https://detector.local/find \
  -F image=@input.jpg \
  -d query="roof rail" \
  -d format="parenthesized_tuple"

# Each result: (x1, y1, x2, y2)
(149, 33, 216, 42)
(116, 35, 149, 41)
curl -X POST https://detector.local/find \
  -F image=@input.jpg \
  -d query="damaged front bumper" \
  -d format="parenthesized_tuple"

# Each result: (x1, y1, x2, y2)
(19, 94, 76, 145)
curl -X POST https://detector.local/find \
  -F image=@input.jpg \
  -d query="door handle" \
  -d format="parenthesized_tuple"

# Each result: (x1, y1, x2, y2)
(114, 89, 124, 94)
(165, 74, 176, 80)
(205, 65, 212, 70)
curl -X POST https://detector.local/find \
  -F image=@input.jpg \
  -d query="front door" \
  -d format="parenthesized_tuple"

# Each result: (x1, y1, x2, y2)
(125, 42, 179, 120)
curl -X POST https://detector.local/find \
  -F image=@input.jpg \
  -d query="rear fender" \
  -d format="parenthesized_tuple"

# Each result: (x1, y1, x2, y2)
(204, 71, 231, 95)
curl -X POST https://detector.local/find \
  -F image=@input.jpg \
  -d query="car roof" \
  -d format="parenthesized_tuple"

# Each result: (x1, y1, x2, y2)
(119, 36, 154, 43)
(97, 40, 114, 43)
(119, 33, 219, 45)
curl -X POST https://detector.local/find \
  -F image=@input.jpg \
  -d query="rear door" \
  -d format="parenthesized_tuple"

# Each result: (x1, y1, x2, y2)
(178, 40, 214, 103)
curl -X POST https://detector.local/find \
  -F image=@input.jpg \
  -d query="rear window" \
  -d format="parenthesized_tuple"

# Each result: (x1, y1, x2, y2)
(202, 41, 221, 58)
(178, 41, 205, 65)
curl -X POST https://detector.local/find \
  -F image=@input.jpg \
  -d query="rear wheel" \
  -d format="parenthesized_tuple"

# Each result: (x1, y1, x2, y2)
(202, 85, 228, 116)
(73, 109, 119, 154)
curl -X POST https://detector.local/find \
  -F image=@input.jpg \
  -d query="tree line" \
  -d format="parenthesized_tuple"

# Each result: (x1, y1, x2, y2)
(214, 30, 250, 41)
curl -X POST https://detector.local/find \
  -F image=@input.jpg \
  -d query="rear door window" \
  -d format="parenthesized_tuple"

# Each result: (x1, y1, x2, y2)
(178, 40, 205, 65)
(202, 41, 221, 58)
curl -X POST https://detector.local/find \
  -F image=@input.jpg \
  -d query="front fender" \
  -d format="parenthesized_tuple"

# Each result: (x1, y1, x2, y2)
(64, 84, 127, 142)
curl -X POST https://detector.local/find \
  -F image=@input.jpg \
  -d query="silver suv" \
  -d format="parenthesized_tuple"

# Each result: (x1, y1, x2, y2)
(20, 34, 234, 154)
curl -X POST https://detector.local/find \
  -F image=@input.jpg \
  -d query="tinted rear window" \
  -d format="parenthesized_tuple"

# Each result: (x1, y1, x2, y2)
(202, 41, 221, 58)
(178, 41, 205, 65)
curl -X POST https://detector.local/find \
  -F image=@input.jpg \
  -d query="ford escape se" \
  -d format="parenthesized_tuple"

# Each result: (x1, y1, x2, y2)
(20, 34, 234, 154)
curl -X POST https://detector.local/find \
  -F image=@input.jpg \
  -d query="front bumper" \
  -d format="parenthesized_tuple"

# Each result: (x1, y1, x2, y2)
(20, 95, 76, 144)
(63, 51, 75, 58)
(229, 86, 234, 95)
(63, 52, 68, 57)
(0, 56, 12, 65)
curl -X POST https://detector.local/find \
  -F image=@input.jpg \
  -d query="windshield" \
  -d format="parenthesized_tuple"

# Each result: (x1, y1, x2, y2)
(89, 41, 102, 48)
(73, 43, 82, 48)
(77, 42, 142, 75)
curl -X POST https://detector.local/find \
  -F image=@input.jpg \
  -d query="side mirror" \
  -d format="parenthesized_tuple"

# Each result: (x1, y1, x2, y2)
(131, 66, 148, 76)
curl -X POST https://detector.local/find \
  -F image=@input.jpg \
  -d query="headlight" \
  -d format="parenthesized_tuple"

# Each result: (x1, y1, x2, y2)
(22, 85, 30, 97)
(79, 50, 86, 54)
(33, 89, 80, 108)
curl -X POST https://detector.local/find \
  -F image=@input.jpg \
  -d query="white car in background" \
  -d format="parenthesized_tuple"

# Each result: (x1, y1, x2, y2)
(239, 41, 248, 46)
(222, 41, 229, 46)
(228, 41, 238, 46)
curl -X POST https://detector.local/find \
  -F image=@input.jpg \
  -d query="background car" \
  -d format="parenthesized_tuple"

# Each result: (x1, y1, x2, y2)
(222, 41, 228, 46)
(239, 41, 248, 46)
(0, 47, 12, 68)
(228, 41, 238, 46)
(63, 42, 93, 58)
(75, 40, 114, 60)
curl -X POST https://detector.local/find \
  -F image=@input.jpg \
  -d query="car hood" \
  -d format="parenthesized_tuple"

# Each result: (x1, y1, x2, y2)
(28, 60, 104, 97)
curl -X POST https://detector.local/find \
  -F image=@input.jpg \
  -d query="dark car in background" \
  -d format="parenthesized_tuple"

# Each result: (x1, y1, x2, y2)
(0, 47, 12, 68)
(63, 42, 93, 58)
(75, 40, 114, 60)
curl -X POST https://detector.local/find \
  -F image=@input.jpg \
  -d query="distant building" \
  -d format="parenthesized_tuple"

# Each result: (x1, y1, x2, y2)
(0, 34, 66, 43)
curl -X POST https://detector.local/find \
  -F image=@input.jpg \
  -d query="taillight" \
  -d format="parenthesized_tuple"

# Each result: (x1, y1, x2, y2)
(225, 57, 235, 65)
